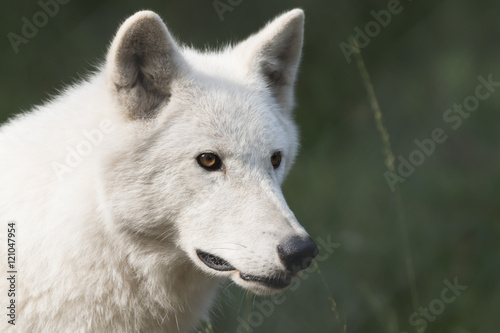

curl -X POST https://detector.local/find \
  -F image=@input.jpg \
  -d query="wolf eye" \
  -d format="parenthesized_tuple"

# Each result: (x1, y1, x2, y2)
(271, 151, 282, 169)
(197, 153, 222, 171)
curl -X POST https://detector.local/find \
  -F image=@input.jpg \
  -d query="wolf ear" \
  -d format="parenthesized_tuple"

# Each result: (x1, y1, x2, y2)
(105, 11, 184, 120)
(237, 9, 304, 113)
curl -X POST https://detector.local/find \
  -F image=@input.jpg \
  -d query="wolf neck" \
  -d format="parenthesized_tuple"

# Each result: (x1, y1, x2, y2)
(107, 234, 220, 332)
(81, 224, 220, 332)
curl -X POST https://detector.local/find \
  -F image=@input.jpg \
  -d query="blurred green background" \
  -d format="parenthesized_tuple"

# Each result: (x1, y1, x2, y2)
(2, 0, 499, 332)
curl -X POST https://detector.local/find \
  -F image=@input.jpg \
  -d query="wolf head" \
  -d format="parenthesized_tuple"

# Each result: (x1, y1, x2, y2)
(103, 9, 317, 295)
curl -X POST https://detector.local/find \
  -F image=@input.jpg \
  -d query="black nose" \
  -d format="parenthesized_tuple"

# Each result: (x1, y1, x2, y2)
(277, 236, 319, 275)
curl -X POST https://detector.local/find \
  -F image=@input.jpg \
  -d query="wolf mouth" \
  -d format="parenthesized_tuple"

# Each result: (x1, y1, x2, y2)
(196, 250, 236, 271)
(239, 273, 291, 289)
(196, 250, 291, 289)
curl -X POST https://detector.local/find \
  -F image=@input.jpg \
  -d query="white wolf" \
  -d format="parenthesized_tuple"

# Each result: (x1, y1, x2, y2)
(0, 9, 317, 332)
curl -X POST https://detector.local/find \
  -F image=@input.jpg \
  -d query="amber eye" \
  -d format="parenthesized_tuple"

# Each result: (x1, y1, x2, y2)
(271, 151, 282, 169)
(196, 153, 222, 171)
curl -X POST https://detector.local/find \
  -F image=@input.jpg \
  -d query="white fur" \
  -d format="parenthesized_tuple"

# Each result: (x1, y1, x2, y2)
(0, 9, 310, 332)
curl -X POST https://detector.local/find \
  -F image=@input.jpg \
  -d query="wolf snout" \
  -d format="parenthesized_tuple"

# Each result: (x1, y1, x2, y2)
(277, 235, 319, 275)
